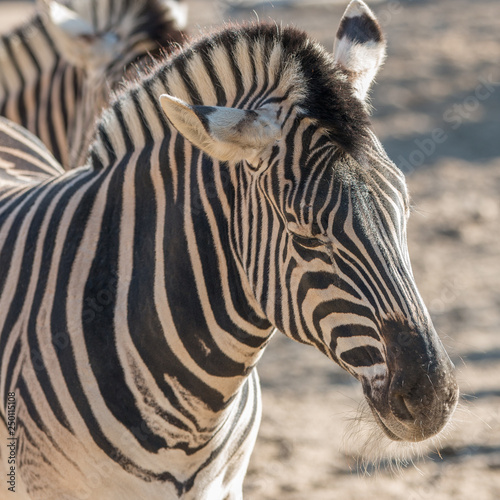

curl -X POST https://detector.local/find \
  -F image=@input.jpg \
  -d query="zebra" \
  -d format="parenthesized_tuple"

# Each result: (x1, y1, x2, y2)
(0, 1, 458, 498)
(0, 117, 64, 191)
(0, 0, 187, 170)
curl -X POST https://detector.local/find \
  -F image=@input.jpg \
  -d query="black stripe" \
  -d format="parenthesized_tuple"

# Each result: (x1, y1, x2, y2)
(331, 324, 380, 344)
(337, 13, 383, 44)
(199, 44, 227, 106)
(340, 345, 384, 367)
(3, 338, 21, 408)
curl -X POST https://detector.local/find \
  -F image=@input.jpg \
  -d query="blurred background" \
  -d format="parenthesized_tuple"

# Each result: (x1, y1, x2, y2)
(1, 1, 499, 498)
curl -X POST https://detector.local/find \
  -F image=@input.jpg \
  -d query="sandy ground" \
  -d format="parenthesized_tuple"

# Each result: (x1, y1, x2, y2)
(1, 1, 500, 499)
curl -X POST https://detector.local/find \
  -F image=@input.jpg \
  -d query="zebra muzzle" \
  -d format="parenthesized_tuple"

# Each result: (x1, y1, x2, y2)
(363, 322, 459, 442)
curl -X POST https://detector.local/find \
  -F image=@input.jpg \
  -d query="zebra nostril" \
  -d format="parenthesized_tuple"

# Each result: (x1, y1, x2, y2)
(389, 391, 414, 422)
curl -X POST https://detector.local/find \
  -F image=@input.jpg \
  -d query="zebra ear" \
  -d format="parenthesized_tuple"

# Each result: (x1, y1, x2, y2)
(159, 95, 281, 164)
(333, 0, 386, 102)
(158, 0, 189, 30)
(39, 1, 94, 37)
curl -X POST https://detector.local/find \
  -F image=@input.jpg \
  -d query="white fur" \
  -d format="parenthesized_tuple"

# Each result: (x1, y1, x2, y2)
(48, 1, 94, 37)
(163, 0, 188, 29)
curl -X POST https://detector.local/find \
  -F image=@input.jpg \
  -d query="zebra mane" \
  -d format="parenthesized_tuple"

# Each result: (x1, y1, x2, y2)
(90, 22, 370, 169)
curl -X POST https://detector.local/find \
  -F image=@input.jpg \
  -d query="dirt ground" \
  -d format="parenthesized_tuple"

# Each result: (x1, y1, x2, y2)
(1, 1, 500, 499)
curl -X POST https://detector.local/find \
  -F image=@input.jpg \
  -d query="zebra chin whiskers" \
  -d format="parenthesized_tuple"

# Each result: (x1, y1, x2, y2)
(341, 399, 433, 476)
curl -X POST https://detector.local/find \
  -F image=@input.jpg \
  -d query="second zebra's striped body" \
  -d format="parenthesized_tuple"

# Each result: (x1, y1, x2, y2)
(0, 0, 187, 169)
(0, 2, 458, 499)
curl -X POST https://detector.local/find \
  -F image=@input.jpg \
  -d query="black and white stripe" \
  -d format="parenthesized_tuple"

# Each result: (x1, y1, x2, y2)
(0, 2, 457, 498)
(0, 117, 63, 190)
(0, 0, 187, 169)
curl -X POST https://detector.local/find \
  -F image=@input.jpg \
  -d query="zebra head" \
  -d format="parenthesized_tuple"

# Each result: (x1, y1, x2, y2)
(159, 1, 458, 443)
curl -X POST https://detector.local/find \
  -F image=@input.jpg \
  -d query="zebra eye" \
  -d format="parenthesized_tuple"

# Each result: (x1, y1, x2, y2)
(290, 233, 324, 249)
(287, 222, 325, 249)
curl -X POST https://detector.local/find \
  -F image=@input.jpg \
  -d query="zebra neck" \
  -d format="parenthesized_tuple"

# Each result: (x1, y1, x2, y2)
(81, 90, 275, 415)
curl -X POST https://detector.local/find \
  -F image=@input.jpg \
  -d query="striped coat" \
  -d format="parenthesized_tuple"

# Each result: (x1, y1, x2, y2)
(0, 2, 457, 498)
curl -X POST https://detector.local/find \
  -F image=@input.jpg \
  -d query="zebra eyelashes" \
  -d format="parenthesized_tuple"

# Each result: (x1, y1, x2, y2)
(290, 233, 324, 250)
(287, 221, 327, 249)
